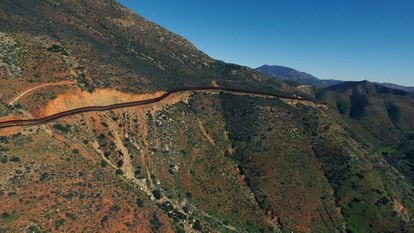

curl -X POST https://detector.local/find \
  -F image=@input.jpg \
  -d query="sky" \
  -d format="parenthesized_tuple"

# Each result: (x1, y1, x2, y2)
(117, 0, 414, 86)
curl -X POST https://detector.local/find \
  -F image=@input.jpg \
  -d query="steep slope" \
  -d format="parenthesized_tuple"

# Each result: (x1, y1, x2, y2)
(318, 81, 414, 185)
(318, 81, 414, 143)
(0, 1, 413, 233)
(2, 89, 413, 232)
(0, 0, 295, 103)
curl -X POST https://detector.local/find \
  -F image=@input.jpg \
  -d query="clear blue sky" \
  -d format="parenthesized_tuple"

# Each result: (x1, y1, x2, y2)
(117, 0, 414, 86)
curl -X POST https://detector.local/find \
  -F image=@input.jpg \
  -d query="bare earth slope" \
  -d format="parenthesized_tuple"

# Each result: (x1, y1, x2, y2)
(0, 1, 413, 233)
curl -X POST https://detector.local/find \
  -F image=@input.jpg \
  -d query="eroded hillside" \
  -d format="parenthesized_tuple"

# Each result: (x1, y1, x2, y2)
(0, 0, 413, 232)
(1, 88, 413, 232)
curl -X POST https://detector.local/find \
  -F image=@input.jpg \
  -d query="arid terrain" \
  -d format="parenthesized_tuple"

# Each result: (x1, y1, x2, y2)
(0, 0, 413, 232)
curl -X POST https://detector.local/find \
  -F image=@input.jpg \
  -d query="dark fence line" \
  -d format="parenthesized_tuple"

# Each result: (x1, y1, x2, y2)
(0, 87, 324, 129)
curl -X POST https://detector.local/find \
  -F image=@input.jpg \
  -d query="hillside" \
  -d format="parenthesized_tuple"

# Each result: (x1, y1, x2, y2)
(0, 1, 413, 233)
(0, 0, 298, 107)
(318, 81, 414, 185)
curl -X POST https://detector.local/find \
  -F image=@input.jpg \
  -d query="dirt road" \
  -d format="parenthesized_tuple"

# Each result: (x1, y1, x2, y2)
(8, 80, 75, 105)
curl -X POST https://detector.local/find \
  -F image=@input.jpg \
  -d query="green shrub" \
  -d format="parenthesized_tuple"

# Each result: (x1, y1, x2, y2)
(136, 198, 145, 208)
(9, 156, 20, 163)
(192, 220, 202, 231)
(1, 212, 10, 219)
(185, 191, 192, 199)
(53, 124, 70, 133)
(152, 190, 162, 200)
(39, 172, 49, 182)
(54, 219, 65, 230)
(150, 213, 162, 232)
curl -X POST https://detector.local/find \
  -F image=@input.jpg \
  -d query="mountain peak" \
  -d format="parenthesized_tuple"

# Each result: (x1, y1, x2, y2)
(256, 65, 319, 83)
(256, 64, 341, 87)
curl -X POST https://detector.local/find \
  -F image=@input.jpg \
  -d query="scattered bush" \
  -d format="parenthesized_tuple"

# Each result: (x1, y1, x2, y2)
(192, 220, 202, 231)
(26, 224, 44, 233)
(375, 196, 390, 206)
(65, 212, 77, 220)
(39, 172, 49, 182)
(185, 191, 192, 199)
(0, 136, 8, 144)
(9, 156, 20, 163)
(54, 219, 65, 230)
(136, 198, 145, 208)
(47, 44, 68, 56)
(103, 151, 110, 158)
(53, 124, 70, 134)
(152, 190, 162, 200)
(1, 212, 10, 219)
(150, 213, 162, 233)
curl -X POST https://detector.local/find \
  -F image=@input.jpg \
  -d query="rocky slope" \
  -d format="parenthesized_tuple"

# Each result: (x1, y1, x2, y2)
(0, 1, 413, 233)
(0, 0, 296, 101)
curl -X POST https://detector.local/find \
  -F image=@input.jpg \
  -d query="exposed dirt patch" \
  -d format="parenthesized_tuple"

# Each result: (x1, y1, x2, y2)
(198, 120, 224, 155)
(393, 199, 410, 222)
(33, 88, 166, 117)
(107, 120, 134, 178)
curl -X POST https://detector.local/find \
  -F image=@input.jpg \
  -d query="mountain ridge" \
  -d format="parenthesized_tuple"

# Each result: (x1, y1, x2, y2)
(0, 1, 413, 232)
(256, 64, 414, 92)
(256, 64, 342, 87)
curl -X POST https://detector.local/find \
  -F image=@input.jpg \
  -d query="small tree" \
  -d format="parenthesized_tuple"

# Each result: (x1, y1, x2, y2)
(152, 190, 162, 200)
(116, 169, 124, 176)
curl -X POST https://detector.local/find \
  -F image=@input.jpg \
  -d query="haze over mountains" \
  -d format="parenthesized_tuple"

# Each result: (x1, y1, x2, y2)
(0, 0, 413, 233)
(257, 64, 414, 92)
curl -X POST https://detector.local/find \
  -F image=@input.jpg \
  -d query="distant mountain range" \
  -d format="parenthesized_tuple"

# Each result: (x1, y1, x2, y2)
(256, 65, 414, 92)
(380, 82, 414, 93)
(256, 65, 342, 87)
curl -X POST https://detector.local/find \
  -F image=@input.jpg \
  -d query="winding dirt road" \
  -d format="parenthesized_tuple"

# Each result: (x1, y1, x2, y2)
(0, 87, 322, 130)
(8, 80, 75, 106)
